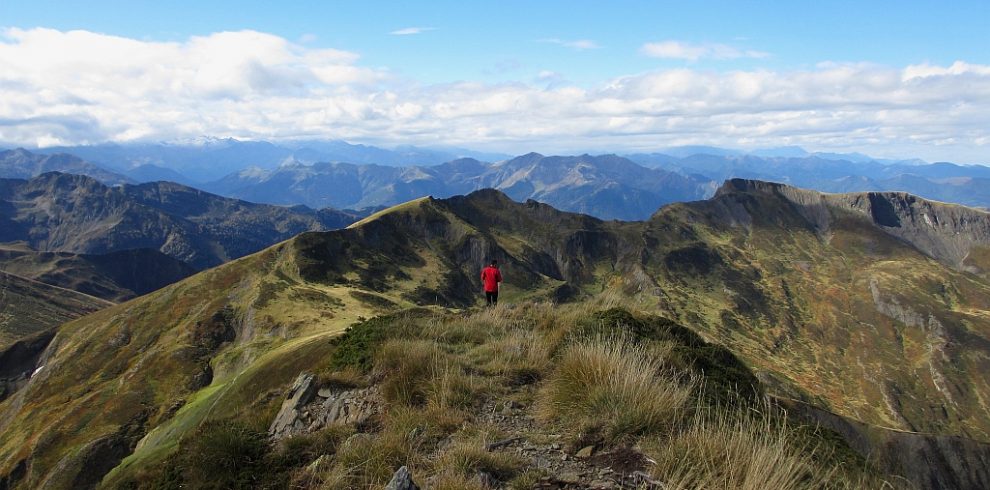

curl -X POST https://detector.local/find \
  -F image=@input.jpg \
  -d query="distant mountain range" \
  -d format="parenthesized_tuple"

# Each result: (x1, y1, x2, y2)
(0, 148, 130, 185)
(26, 139, 512, 183)
(206, 153, 715, 220)
(5, 143, 990, 219)
(627, 152, 990, 209)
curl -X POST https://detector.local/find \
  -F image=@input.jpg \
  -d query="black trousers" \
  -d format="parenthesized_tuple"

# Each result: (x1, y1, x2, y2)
(485, 291, 498, 306)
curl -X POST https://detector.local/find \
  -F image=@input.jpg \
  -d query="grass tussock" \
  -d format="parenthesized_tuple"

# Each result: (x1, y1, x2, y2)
(539, 335, 696, 441)
(435, 438, 524, 482)
(375, 338, 489, 409)
(641, 403, 887, 490)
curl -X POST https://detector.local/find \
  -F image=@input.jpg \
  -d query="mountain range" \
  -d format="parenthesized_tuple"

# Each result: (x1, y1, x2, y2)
(6, 142, 990, 221)
(0, 172, 361, 269)
(29, 139, 511, 183)
(206, 153, 715, 220)
(2, 181, 990, 488)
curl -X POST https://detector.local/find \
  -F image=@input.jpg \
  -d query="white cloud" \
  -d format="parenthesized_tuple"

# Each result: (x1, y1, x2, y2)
(539, 38, 601, 50)
(640, 40, 769, 61)
(0, 28, 988, 162)
(389, 27, 435, 36)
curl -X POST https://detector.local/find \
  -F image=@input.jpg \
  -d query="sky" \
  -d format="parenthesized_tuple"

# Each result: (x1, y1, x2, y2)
(1, 0, 988, 162)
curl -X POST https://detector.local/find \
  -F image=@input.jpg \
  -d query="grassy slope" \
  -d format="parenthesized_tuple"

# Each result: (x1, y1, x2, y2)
(639, 197, 990, 440)
(114, 302, 892, 489)
(0, 247, 195, 303)
(0, 271, 111, 350)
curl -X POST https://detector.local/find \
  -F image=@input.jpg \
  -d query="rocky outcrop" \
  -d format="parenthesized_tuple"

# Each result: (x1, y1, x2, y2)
(269, 373, 381, 440)
(0, 329, 56, 403)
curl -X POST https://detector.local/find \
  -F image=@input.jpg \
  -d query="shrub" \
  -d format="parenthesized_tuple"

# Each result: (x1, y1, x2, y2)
(171, 420, 271, 489)
(328, 315, 398, 372)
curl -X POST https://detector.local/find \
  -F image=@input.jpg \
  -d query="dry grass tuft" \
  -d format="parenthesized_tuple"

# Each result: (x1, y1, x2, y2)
(431, 427, 525, 486)
(539, 335, 696, 440)
(376, 339, 444, 406)
(643, 405, 832, 490)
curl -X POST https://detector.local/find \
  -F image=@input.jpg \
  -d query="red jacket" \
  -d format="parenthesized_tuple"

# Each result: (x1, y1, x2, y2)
(481, 265, 502, 292)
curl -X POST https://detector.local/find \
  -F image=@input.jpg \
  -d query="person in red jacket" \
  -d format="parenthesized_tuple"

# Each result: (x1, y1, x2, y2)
(480, 259, 503, 306)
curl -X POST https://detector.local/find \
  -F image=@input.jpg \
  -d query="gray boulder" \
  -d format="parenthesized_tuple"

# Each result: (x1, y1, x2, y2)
(384, 466, 419, 490)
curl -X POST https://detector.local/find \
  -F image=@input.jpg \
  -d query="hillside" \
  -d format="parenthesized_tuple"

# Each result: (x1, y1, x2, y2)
(0, 247, 195, 303)
(0, 172, 361, 269)
(0, 270, 111, 404)
(2, 183, 990, 488)
(0, 271, 110, 352)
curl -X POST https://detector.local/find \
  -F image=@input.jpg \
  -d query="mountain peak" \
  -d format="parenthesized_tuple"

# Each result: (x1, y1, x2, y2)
(713, 177, 790, 196)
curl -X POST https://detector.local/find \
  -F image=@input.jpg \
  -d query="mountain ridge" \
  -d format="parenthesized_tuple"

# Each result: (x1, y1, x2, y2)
(716, 178, 990, 270)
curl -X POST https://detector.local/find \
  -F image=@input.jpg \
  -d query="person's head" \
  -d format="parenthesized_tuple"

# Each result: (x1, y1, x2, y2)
(490, 259, 497, 267)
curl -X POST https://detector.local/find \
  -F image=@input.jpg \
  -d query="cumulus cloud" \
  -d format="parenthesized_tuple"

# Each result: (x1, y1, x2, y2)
(640, 40, 769, 61)
(539, 38, 601, 50)
(0, 28, 988, 162)
(389, 27, 435, 36)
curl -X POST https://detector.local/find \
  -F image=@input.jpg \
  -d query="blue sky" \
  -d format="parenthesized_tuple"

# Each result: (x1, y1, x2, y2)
(1, 0, 989, 161)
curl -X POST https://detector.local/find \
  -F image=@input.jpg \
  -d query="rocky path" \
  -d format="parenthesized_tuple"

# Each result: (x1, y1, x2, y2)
(476, 394, 666, 490)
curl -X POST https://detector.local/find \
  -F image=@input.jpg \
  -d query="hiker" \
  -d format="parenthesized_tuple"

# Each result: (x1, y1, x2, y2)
(481, 259, 503, 306)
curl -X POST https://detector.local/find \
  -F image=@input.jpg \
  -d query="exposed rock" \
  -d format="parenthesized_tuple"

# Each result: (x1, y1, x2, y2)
(304, 385, 380, 432)
(576, 445, 595, 458)
(477, 470, 497, 488)
(0, 329, 56, 403)
(269, 373, 381, 440)
(269, 373, 317, 438)
(384, 465, 419, 490)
